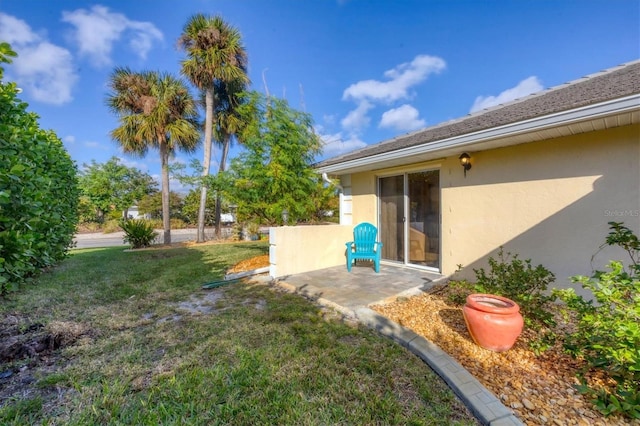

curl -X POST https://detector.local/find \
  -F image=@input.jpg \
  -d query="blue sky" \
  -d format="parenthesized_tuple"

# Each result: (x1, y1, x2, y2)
(1, 0, 638, 192)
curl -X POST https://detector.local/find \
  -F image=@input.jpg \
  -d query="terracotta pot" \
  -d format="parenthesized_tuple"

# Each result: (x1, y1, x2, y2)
(462, 293, 523, 352)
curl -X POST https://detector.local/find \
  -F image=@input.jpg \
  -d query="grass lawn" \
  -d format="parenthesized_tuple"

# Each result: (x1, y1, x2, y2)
(0, 242, 477, 425)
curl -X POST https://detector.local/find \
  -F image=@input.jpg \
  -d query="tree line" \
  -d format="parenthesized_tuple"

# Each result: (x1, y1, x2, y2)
(105, 13, 337, 244)
(1, 13, 337, 294)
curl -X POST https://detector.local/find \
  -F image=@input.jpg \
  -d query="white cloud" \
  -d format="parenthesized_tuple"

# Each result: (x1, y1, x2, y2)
(63, 135, 76, 144)
(379, 104, 426, 132)
(15, 43, 76, 104)
(0, 13, 38, 45)
(0, 13, 77, 105)
(340, 101, 373, 133)
(317, 131, 368, 158)
(470, 76, 543, 113)
(149, 174, 192, 195)
(343, 54, 445, 103)
(169, 177, 194, 195)
(62, 5, 163, 67)
(322, 114, 336, 125)
(117, 156, 150, 171)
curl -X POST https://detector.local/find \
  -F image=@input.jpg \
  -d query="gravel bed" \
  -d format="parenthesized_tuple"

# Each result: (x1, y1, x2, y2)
(371, 287, 636, 426)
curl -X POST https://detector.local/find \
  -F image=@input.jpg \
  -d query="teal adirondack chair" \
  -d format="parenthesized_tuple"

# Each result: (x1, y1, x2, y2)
(345, 222, 384, 273)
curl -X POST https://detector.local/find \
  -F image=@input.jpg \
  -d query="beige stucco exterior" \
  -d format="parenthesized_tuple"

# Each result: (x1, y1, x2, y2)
(343, 124, 640, 288)
(269, 225, 354, 277)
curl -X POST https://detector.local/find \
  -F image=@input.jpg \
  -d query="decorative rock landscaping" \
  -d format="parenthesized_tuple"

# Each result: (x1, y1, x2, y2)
(372, 288, 636, 426)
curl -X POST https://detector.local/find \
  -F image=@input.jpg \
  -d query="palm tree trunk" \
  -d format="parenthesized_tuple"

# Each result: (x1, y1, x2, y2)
(197, 88, 214, 242)
(160, 142, 171, 245)
(214, 134, 231, 238)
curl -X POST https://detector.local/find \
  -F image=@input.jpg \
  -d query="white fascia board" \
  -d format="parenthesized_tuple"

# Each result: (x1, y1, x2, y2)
(317, 94, 640, 175)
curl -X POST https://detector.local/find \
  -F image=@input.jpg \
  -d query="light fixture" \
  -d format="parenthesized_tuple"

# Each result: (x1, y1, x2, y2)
(281, 209, 289, 225)
(459, 153, 472, 177)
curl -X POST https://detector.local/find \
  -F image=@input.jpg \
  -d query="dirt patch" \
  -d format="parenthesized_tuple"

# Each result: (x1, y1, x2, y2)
(372, 285, 634, 426)
(0, 315, 91, 409)
(0, 317, 89, 365)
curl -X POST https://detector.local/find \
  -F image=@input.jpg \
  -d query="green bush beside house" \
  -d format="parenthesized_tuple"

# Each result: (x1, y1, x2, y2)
(0, 43, 80, 295)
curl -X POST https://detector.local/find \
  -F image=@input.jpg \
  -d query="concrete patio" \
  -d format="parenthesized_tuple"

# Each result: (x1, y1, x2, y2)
(276, 262, 444, 311)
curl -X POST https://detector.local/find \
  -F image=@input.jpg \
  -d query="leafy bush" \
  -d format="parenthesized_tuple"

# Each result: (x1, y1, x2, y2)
(472, 247, 556, 329)
(443, 279, 473, 306)
(231, 223, 243, 241)
(553, 222, 640, 419)
(120, 219, 158, 249)
(0, 44, 79, 295)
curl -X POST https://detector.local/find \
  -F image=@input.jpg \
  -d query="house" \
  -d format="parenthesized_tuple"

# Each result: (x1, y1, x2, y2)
(269, 60, 640, 290)
(126, 205, 150, 220)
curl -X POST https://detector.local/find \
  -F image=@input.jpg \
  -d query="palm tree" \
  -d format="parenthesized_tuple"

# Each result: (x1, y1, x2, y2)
(178, 14, 249, 242)
(212, 79, 247, 237)
(107, 67, 200, 244)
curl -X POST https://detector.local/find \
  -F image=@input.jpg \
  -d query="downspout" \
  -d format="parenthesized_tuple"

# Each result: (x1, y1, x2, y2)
(322, 173, 347, 225)
(321, 172, 343, 191)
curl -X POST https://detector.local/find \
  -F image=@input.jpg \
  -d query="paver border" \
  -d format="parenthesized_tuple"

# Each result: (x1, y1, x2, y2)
(269, 277, 523, 426)
(354, 307, 524, 426)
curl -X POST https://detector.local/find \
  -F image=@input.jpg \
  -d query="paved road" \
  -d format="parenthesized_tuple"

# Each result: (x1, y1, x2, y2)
(73, 228, 210, 249)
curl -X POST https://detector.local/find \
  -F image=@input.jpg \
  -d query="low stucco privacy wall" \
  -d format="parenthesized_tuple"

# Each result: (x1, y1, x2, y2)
(269, 225, 354, 278)
(346, 124, 639, 289)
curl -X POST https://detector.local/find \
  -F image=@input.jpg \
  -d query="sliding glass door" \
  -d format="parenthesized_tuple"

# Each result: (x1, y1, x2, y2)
(379, 175, 405, 262)
(379, 170, 440, 270)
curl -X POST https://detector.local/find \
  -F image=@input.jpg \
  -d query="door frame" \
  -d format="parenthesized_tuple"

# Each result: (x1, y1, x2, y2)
(377, 167, 441, 273)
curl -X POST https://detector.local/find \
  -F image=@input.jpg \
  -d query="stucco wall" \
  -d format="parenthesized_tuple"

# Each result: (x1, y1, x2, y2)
(346, 124, 640, 289)
(269, 225, 354, 278)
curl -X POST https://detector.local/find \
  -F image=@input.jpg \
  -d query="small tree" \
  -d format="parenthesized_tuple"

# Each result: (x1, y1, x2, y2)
(226, 92, 322, 225)
(182, 188, 216, 225)
(78, 157, 157, 222)
(137, 191, 184, 220)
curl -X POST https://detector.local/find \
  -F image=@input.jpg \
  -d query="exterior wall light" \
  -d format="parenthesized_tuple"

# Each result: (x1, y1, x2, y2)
(459, 153, 472, 177)
(281, 209, 289, 225)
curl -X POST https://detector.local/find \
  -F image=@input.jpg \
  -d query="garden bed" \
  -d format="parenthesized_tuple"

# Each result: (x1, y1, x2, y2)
(371, 284, 634, 426)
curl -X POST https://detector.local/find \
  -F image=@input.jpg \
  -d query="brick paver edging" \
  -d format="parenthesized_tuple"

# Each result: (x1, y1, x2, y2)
(353, 307, 524, 426)
(269, 277, 522, 425)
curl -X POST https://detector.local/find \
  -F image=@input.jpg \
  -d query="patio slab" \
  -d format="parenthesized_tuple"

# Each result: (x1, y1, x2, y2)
(277, 263, 444, 310)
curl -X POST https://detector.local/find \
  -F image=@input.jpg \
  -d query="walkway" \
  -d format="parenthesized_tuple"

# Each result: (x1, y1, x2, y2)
(273, 263, 524, 426)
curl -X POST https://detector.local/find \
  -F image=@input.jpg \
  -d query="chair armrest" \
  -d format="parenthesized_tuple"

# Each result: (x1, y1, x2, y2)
(345, 241, 354, 248)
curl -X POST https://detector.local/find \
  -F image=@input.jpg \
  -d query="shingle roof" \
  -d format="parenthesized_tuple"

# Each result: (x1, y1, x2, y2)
(316, 60, 640, 169)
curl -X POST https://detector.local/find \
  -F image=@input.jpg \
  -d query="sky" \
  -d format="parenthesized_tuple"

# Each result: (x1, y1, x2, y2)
(0, 0, 638, 193)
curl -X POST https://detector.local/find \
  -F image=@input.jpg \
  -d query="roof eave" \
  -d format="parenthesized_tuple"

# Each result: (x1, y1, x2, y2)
(316, 94, 640, 175)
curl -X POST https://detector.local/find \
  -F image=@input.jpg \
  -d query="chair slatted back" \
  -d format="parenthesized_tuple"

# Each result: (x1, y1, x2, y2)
(353, 222, 378, 254)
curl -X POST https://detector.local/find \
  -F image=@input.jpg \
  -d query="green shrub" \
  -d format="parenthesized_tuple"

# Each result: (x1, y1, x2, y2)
(120, 219, 158, 249)
(0, 45, 79, 295)
(443, 279, 472, 306)
(230, 223, 243, 241)
(553, 222, 640, 419)
(472, 247, 556, 329)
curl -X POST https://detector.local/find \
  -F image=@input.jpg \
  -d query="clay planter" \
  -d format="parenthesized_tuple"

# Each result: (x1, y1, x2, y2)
(462, 294, 524, 352)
